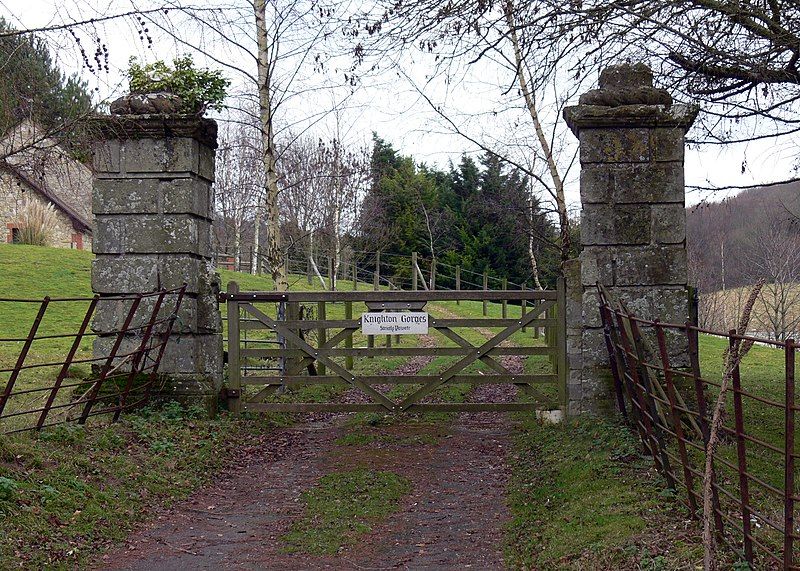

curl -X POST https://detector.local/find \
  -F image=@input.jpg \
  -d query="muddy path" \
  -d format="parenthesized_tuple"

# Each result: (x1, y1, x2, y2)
(97, 312, 522, 570)
(98, 413, 515, 570)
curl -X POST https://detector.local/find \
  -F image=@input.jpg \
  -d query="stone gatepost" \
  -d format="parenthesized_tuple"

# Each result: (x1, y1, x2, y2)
(91, 95, 223, 412)
(563, 63, 699, 415)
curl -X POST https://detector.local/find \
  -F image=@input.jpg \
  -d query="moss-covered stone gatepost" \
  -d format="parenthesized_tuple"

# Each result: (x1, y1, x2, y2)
(90, 94, 223, 413)
(563, 63, 699, 415)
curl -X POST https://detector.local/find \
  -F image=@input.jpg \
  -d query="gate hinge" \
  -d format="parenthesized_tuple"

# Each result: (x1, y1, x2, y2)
(223, 388, 240, 399)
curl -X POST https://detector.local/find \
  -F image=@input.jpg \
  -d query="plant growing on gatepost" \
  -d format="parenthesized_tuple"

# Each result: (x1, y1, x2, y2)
(125, 55, 229, 115)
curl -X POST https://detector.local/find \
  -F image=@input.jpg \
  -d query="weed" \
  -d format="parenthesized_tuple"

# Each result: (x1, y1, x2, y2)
(0, 476, 18, 501)
(334, 433, 377, 446)
(37, 424, 85, 445)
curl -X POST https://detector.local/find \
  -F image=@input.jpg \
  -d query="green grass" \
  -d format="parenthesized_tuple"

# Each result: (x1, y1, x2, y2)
(0, 401, 273, 568)
(283, 468, 411, 555)
(504, 416, 719, 569)
(502, 332, 789, 568)
(334, 432, 379, 446)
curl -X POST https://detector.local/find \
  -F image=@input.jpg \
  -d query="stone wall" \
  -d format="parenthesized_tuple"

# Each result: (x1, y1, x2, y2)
(91, 109, 223, 411)
(0, 170, 92, 249)
(563, 64, 698, 415)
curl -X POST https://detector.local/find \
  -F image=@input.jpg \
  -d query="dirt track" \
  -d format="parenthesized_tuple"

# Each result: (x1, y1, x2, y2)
(97, 379, 518, 570)
(98, 323, 524, 570)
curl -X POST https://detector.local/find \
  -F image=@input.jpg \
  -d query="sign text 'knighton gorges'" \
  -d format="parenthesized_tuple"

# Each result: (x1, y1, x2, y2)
(361, 312, 429, 335)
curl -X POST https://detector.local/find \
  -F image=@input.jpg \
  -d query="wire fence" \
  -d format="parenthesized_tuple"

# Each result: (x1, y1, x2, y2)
(213, 248, 535, 292)
(0, 286, 186, 434)
(599, 284, 798, 569)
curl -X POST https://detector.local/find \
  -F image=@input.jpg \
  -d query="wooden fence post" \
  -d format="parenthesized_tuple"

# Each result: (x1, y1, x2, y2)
(483, 270, 488, 316)
(501, 278, 507, 318)
(521, 281, 527, 333)
(317, 301, 327, 375)
(430, 258, 436, 290)
(556, 277, 567, 413)
(345, 301, 354, 370)
(226, 282, 241, 415)
(327, 257, 335, 291)
(412, 252, 418, 291)
(374, 251, 380, 291)
(307, 258, 312, 285)
(455, 265, 461, 305)
(352, 259, 358, 290)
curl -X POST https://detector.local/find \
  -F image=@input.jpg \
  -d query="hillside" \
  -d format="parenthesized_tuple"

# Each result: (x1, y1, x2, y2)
(687, 182, 800, 293)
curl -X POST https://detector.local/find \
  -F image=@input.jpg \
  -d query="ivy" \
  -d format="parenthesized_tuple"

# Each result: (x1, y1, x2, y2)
(125, 54, 229, 114)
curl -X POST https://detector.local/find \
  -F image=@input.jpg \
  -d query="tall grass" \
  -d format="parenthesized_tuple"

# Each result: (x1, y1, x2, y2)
(15, 198, 58, 246)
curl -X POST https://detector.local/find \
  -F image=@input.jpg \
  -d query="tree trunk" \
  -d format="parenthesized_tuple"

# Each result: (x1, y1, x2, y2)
(234, 223, 242, 272)
(251, 207, 260, 275)
(528, 233, 544, 290)
(308, 230, 327, 289)
(505, 1, 571, 263)
(254, 0, 287, 291)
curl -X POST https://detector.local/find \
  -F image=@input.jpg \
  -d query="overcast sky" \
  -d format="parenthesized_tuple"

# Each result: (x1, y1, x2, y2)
(9, 0, 798, 210)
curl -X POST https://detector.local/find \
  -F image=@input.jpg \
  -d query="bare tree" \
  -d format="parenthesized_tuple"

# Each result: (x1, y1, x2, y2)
(214, 110, 262, 271)
(278, 131, 368, 288)
(746, 220, 800, 340)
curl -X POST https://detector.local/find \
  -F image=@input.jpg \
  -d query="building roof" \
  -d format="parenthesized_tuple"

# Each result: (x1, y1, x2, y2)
(1, 161, 92, 234)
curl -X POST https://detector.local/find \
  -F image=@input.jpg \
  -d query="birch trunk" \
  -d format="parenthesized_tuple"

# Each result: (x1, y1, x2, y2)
(528, 234, 544, 290)
(504, 1, 571, 263)
(254, 0, 287, 290)
(234, 223, 242, 272)
(251, 207, 260, 275)
(308, 230, 327, 289)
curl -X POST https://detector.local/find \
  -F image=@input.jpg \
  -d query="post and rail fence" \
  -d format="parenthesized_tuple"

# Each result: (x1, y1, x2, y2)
(213, 248, 533, 303)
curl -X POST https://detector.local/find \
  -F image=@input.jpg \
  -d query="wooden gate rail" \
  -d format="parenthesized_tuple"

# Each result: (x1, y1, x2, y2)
(221, 282, 567, 415)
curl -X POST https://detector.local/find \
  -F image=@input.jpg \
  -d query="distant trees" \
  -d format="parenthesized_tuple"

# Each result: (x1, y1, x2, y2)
(280, 134, 368, 288)
(214, 110, 263, 272)
(352, 0, 580, 268)
(358, 136, 559, 288)
(688, 184, 800, 338)
(745, 219, 800, 341)
(0, 18, 93, 158)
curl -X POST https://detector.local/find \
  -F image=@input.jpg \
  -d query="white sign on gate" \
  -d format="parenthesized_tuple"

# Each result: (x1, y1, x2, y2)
(361, 312, 429, 335)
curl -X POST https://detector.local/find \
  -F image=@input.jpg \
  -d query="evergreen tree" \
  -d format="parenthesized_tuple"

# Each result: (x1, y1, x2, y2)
(359, 137, 560, 288)
(0, 18, 93, 150)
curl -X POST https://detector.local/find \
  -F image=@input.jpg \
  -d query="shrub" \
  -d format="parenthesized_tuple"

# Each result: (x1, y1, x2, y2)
(126, 55, 229, 114)
(15, 197, 57, 246)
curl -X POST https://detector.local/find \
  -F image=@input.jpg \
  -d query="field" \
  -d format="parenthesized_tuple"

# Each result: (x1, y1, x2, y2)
(700, 283, 800, 340)
(0, 244, 788, 568)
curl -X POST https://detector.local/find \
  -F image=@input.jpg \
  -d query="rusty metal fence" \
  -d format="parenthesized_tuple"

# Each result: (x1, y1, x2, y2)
(599, 285, 798, 569)
(0, 286, 186, 434)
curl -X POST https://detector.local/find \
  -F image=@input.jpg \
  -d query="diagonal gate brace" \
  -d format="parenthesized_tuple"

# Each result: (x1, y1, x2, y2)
(398, 300, 555, 411)
(241, 304, 396, 411)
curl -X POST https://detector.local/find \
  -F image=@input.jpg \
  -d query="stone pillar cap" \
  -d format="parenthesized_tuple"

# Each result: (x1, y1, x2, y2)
(563, 63, 699, 135)
(89, 113, 218, 149)
(579, 63, 672, 107)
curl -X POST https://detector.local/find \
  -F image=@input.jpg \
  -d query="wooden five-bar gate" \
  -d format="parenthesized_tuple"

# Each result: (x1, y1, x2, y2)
(220, 282, 566, 414)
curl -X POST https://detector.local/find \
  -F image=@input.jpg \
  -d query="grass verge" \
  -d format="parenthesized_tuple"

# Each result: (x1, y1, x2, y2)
(0, 402, 272, 569)
(504, 416, 723, 570)
(283, 468, 411, 555)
